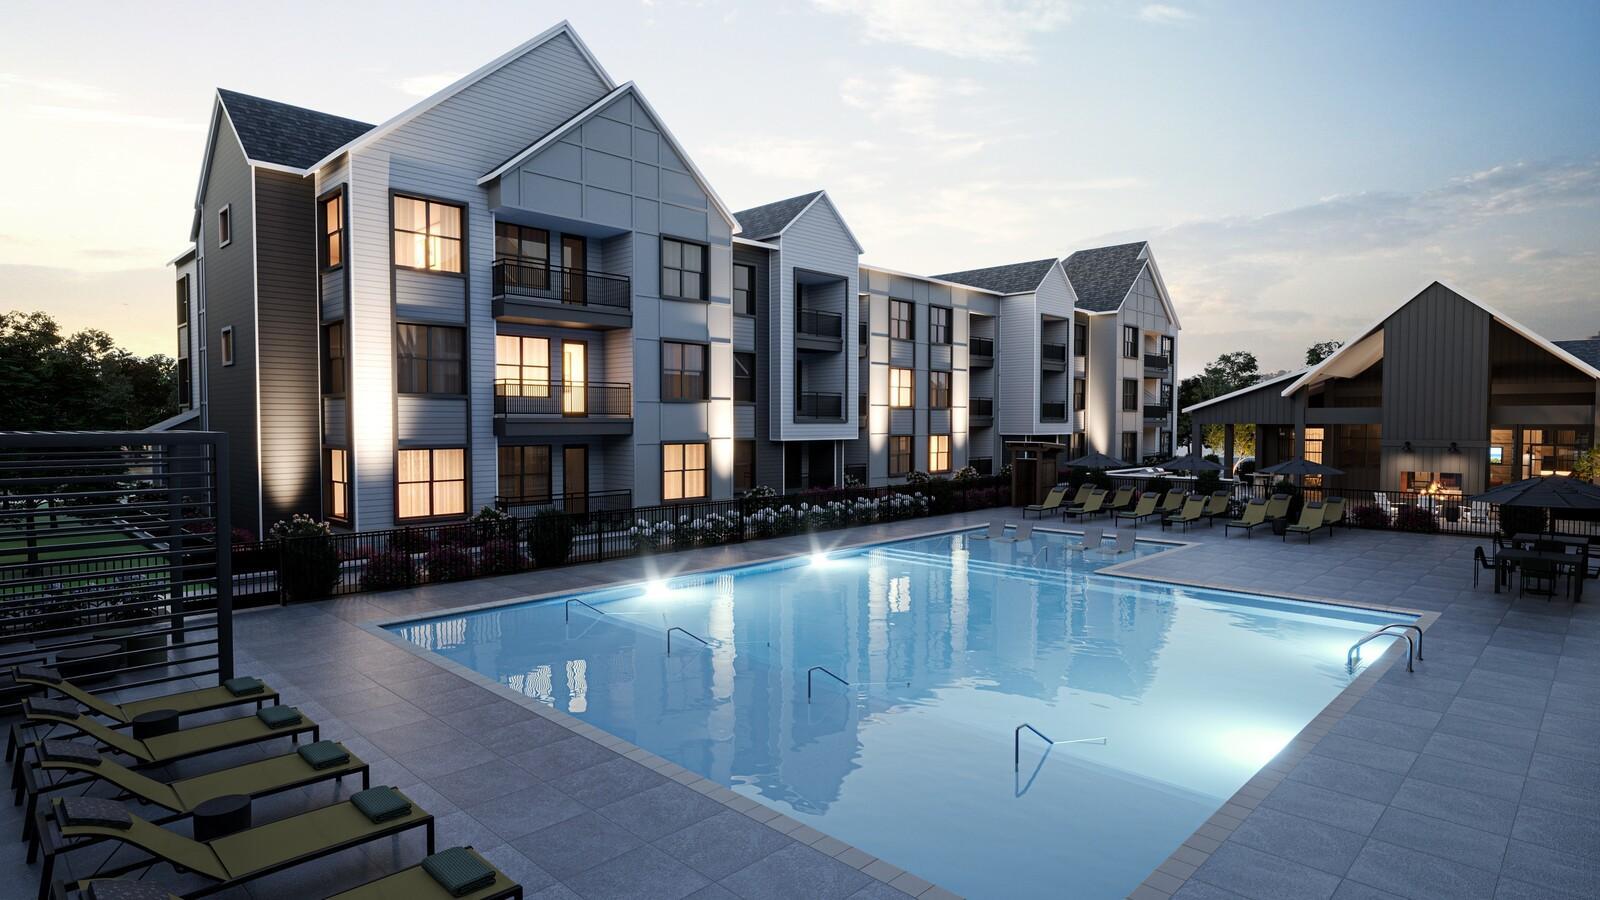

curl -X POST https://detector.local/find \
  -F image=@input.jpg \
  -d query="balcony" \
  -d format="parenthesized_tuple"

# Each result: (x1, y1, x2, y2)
(858, 320, 869, 357)
(970, 337, 994, 367)
(1144, 403, 1172, 421)
(796, 308, 844, 352)
(1144, 352, 1171, 372)
(1041, 342, 1067, 372)
(493, 379, 632, 437)
(796, 392, 844, 421)
(971, 396, 994, 426)
(1040, 401, 1067, 422)
(492, 258, 631, 329)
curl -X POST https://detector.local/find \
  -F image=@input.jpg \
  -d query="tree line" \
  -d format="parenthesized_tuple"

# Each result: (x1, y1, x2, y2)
(1177, 340, 1342, 459)
(0, 311, 177, 430)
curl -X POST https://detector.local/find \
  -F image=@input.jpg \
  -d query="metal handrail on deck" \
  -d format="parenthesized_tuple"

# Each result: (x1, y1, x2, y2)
(1014, 722, 1108, 770)
(1348, 625, 1419, 673)
(666, 626, 709, 655)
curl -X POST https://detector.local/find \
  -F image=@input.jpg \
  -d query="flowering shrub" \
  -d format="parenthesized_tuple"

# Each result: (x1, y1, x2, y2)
(364, 549, 415, 589)
(426, 543, 476, 581)
(843, 472, 864, 487)
(905, 471, 931, 485)
(268, 515, 340, 602)
(742, 485, 777, 499)
(268, 514, 331, 540)
(882, 492, 929, 520)
(746, 504, 802, 539)
(629, 519, 677, 552)
(479, 539, 523, 575)
(952, 465, 980, 482)
(1349, 505, 1390, 530)
(1394, 505, 1439, 534)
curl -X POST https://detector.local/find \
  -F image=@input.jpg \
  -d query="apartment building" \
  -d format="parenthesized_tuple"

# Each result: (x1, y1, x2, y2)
(163, 21, 1182, 533)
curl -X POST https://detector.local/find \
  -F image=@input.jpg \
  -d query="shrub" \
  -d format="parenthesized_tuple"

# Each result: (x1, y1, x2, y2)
(1497, 504, 1546, 539)
(471, 506, 515, 543)
(431, 523, 477, 548)
(1144, 475, 1173, 498)
(425, 543, 475, 582)
(269, 515, 341, 602)
(953, 465, 980, 482)
(1235, 459, 1257, 476)
(1349, 504, 1390, 529)
(998, 463, 1013, 479)
(742, 484, 777, 499)
(391, 527, 433, 554)
(1084, 468, 1114, 490)
(906, 470, 931, 485)
(1394, 504, 1439, 534)
(479, 538, 523, 576)
(363, 549, 415, 590)
(527, 507, 574, 567)
(1195, 470, 1224, 496)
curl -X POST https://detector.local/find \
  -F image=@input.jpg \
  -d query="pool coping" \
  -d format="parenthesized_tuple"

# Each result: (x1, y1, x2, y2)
(361, 521, 1432, 900)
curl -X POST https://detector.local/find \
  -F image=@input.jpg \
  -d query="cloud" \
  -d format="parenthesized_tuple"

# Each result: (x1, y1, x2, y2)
(812, 0, 1075, 61)
(704, 137, 859, 182)
(839, 68, 992, 158)
(1138, 4, 1196, 25)
(0, 264, 175, 356)
(398, 72, 465, 98)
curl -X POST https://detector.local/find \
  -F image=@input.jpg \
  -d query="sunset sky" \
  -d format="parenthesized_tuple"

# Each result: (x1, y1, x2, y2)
(2, 0, 1597, 375)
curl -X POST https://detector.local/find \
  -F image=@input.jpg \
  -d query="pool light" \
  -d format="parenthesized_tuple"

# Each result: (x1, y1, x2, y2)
(644, 579, 672, 600)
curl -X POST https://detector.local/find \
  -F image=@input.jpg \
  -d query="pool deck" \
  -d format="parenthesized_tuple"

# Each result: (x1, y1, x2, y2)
(8, 511, 1597, 900)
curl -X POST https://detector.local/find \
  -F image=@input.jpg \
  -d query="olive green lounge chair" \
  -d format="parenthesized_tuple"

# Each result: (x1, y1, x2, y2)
(1322, 496, 1347, 530)
(1023, 485, 1069, 519)
(1065, 489, 1107, 519)
(1224, 500, 1269, 538)
(327, 846, 523, 900)
(1264, 493, 1292, 522)
(1112, 494, 1160, 528)
(1200, 491, 1231, 526)
(20, 738, 369, 858)
(1157, 490, 1185, 514)
(40, 787, 433, 900)
(1102, 486, 1136, 514)
(1069, 484, 1095, 507)
(12, 702, 318, 802)
(1161, 495, 1206, 531)
(1284, 502, 1327, 541)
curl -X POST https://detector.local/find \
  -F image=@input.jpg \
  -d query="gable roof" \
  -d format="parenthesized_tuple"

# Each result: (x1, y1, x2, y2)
(216, 89, 373, 170)
(1554, 338, 1600, 370)
(732, 191, 824, 240)
(1182, 368, 1306, 414)
(1281, 281, 1600, 396)
(478, 81, 735, 228)
(1063, 241, 1149, 312)
(933, 259, 1058, 295)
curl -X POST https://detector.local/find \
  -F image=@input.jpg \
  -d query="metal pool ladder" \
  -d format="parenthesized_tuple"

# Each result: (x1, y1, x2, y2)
(805, 666, 911, 702)
(1014, 723, 1107, 770)
(565, 598, 605, 623)
(1347, 623, 1424, 673)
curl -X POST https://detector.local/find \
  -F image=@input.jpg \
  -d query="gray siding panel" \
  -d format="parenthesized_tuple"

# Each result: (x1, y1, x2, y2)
(1382, 283, 1490, 443)
(395, 269, 467, 323)
(397, 395, 469, 445)
(323, 397, 347, 446)
(320, 270, 344, 322)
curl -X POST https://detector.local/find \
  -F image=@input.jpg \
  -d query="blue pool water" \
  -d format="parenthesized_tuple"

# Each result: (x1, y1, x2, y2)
(390, 528, 1414, 899)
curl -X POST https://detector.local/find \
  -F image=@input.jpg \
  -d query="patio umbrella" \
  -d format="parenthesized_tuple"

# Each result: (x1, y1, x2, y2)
(1063, 451, 1127, 469)
(1258, 457, 1345, 478)
(1156, 455, 1222, 473)
(1470, 475, 1600, 537)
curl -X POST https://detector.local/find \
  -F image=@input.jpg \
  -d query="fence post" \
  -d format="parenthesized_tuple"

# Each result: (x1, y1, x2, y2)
(213, 435, 234, 680)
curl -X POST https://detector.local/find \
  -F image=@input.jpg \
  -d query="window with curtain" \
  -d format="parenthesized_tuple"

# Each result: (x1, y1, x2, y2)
(929, 306, 951, 345)
(734, 351, 755, 403)
(320, 193, 343, 269)
(495, 222, 549, 289)
(890, 299, 913, 340)
(889, 367, 913, 408)
(662, 341, 708, 401)
(322, 322, 346, 395)
(397, 324, 465, 394)
(889, 435, 912, 476)
(663, 442, 708, 500)
(393, 195, 462, 273)
(323, 448, 349, 521)
(928, 371, 951, 409)
(497, 445, 551, 502)
(733, 263, 755, 315)
(495, 335, 550, 397)
(661, 237, 707, 301)
(397, 448, 466, 519)
(928, 434, 951, 473)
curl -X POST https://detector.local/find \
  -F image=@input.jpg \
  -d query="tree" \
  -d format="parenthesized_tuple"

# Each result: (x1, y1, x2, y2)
(0, 310, 176, 430)
(1306, 340, 1343, 365)
(1177, 350, 1261, 451)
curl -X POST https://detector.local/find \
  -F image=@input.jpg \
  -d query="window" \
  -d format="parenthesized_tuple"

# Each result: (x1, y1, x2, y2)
(890, 299, 913, 341)
(662, 341, 708, 401)
(1304, 426, 1326, 487)
(217, 204, 231, 247)
(662, 442, 708, 500)
(929, 306, 951, 345)
(498, 445, 551, 503)
(1074, 321, 1087, 357)
(1122, 378, 1139, 412)
(734, 351, 755, 403)
(495, 222, 549, 289)
(320, 193, 343, 269)
(889, 435, 913, 476)
(733, 263, 755, 315)
(889, 367, 914, 408)
(393, 195, 462, 273)
(929, 434, 951, 473)
(1160, 334, 1174, 360)
(1073, 378, 1086, 412)
(1122, 325, 1139, 358)
(397, 448, 466, 519)
(220, 326, 235, 367)
(928, 371, 951, 409)
(495, 335, 550, 397)
(322, 322, 346, 395)
(323, 448, 349, 521)
(734, 440, 755, 492)
(661, 237, 707, 301)
(1121, 432, 1138, 463)
(176, 277, 191, 407)
(397, 324, 465, 394)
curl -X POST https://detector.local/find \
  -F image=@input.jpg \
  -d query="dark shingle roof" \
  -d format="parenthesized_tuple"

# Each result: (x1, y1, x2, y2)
(1063, 241, 1150, 312)
(217, 89, 374, 170)
(732, 191, 824, 240)
(932, 259, 1057, 295)
(1554, 338, 1600, 370)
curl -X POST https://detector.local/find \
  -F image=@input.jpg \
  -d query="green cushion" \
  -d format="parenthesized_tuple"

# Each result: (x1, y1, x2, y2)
(351, 786, 411, 823)
(297, 740, 350, 770)
(224, 676, 265, 696)
(257, 706, 302, 729)
(422, 847, 497, 897)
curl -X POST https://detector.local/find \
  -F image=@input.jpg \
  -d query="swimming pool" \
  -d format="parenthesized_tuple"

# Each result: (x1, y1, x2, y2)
(390, 527, 1415, 899)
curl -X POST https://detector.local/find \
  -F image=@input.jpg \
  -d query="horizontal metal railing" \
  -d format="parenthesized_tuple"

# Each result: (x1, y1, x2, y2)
(971, 397, 994, 417)
(970, 337, 994, 358)
(493, 380, 632, 418)
(1040, 401, 1067, 422)
(491, 258, 630, 310)
(1144, 353, 1171, 370)
(796, 392, 844, 420)
(797, 308, 843, 340)
(495, 489, 633, 516)
(1041, 343, 1067, 362)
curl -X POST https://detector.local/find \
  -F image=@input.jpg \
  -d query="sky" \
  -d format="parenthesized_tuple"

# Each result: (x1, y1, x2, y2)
(1, 0, 1597, 378)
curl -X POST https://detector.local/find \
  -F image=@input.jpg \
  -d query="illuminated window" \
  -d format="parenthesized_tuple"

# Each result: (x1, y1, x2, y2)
(662, 442, 708, 500)
(322, 322, 345, 395)
(393, 196, 462, 273)
(928, 371, 951, 409)
(929, 306, 951, 345)
(320, 193, 343, 269)
(661, 237, 707, 301)
(1304, 426, 1326, 487)
(890, 300, 913, 341)
(495, 335, 550, 397)
(929, 434, 951, 473)
(498, 445, 550, 503)
(889, 367, 913, 408)
(397, 324, 464, 394)
(397, 448, 466, 519)
(323, 448, 349, 521)
(889, 435, 912, 476)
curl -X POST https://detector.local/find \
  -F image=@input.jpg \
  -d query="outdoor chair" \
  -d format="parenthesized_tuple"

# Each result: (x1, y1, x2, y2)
(1200, 491, 1231, 526)
(1157, 491, 1184, 514)
(1070, 484, 1094, 506)
(1024, 485, 1069, 519)
(995, 522, 1034, 543)
(1472, 546, 1497, 587)
(325, 846, 524, 900)
(39, 787, 434, 900)
(1519, 558, 1559, 598)
(1225, 500, 1269, 538)
(1113, 494, 1160, 528)
(1065, 490, 1107, 519)
(971, 521, 1007, 540)
(1264, 494, 1291, 521)
(1103, 486, 1136, 513)
(1283, 502, 1327, 542)
(1322, 497, 1346, 529)
(1075, 526, 1105, 554)
(1162, 495, 1206, 531)
(1100, 531, 1137, 557)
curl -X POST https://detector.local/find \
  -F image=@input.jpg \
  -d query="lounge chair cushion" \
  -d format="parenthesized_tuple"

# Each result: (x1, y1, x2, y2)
(352, 786, 412, 823)
(16, 664, 62, 684)
(224, 676, 265, 696)
(88, 882, 180, 900)
(41, 739, 102, 766)
(60, 797, 132, 830)
(25, 697, 80, 719)
(422, 846, 498, 897)
(297, 740, 351, 770)
(257, 705, 303, 729)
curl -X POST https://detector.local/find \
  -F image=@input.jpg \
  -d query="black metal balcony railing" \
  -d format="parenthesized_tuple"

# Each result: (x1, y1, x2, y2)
(1144, 353, 1171, 370)
(492, 258, 631, 310)
(971, 397, 994, 417)
(859, 320, 869, 346)
(797, 308, 844, 340)
(494, 379, 632, 417)
(1040, 401, 1067, 421)
(970, 337, 994, 357)
(1041, 343, 1067, 362)
(1144, 403, 1172, 419)
(796, 392, 844, 419)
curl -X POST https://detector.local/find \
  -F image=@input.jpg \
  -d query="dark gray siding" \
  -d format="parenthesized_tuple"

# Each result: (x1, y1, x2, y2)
(1188, 379, 1297, 427)
(736, 245, 782, 490)
(1381, 283, 1490, 443)
(255, 169, 322, 526)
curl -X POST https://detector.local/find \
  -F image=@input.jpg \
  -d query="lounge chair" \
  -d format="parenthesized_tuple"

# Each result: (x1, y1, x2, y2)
(1264, 493, 1291, 521)
(1074, 525, 1105, 554)
(1024, 485, 1069, 519)
(1113, 494, 1160, 528)
(1322, 497, 1346, 530)
(1103, 486, 1136, 514)
(40, 787, 434, 900)
(326, 846, 524, 900)
(1069, 484, 1094, 506)
(1065, 489, 1107, 519)
(971, 521, 1007, 540)
(1200, 491, 1231, 526)
(1162, 495, 1206, 531)
(20, 738, 369, 857)
(1225, 500, 1269, 538)
(1283, 502, 1327, 541)
(1157, 491, 1184, 514)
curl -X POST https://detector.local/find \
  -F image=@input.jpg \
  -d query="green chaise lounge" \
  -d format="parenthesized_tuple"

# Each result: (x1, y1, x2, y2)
(1064, 489, 1108, 519)
(1157, 490, 1185, 514)
(1322, 496, 1346, 530)
(1224, 500, 1269, 538)
(327, 846, 524, 900)
(1112, 494, 1160, 528)
(1284, 502, 1327, 541)
(1200, 491, 1231, 526)
(1023, 485, 1068, 519)
(1161, 495, 1206, 531)
(1103, 486, 1136, 514)
(1264, 493, 1291, 522)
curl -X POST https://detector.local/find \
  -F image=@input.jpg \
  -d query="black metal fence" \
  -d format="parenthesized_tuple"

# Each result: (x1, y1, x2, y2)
(491, 258, 631, 309)
(0, 431, 232, 714)
(493, 380, 633, 418)
(796, 308, 844, 339)
(233, 476, 1011, 606)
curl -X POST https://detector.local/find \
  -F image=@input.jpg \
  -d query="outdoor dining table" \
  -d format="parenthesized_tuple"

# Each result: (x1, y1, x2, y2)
(1495, 547, 1585, 600)
(1511, 533, 1593, 585)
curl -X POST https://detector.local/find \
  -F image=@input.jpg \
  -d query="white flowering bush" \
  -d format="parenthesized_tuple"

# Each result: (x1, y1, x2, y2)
(681, 511, 741, 545)
(745, 504, 803, 539)
(628, 519, 677, 552)
(883, 492, 929, 521)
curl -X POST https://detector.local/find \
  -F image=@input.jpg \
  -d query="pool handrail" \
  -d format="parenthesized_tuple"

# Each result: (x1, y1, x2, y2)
(1014, 722, 1108, 770)
(666, 626, 710, 655)
(807, 665, 848, 701)
(1347, 625, 1419, 673)
(564, 597, 605, 623)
